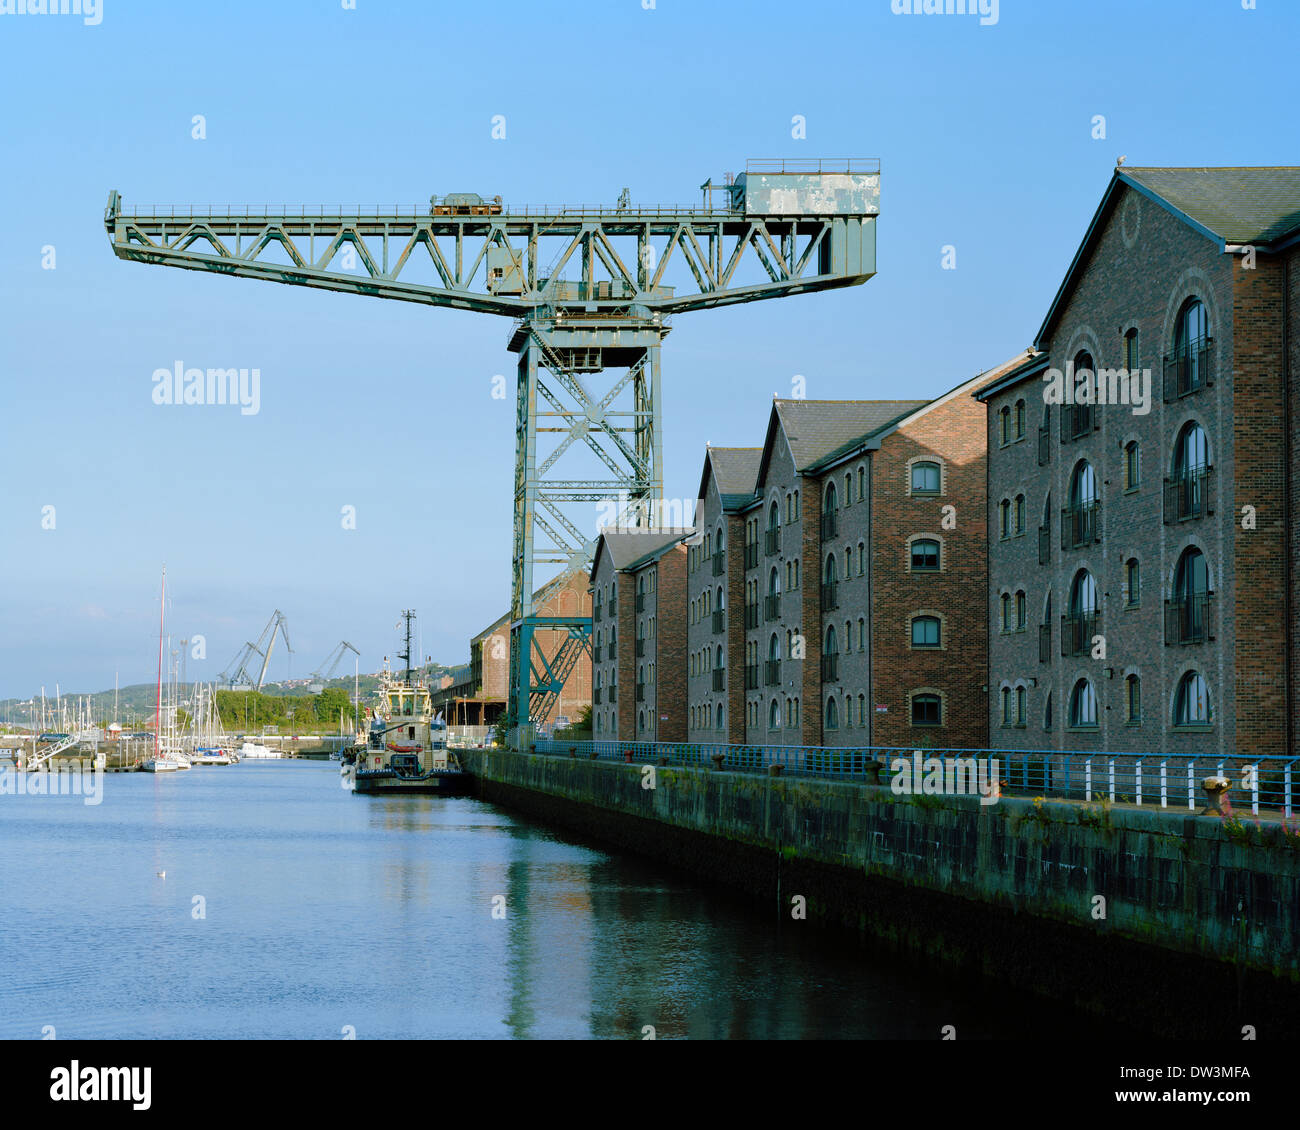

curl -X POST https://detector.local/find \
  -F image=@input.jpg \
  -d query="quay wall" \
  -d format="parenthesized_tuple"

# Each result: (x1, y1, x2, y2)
(460, 748, 1300, 1037)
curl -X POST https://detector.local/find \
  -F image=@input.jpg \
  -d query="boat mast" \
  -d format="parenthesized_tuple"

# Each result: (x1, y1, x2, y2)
(154, 565, 166, 759)
(399, 610, 415, 688)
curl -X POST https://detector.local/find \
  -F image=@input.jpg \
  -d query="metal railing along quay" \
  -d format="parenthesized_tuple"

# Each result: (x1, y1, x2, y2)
(530, 740, 1300, 818)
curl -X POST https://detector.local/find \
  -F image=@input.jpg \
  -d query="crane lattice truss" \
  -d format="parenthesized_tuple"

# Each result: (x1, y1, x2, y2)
(105, 159, 880, 736)
(219, 609, 292, 691)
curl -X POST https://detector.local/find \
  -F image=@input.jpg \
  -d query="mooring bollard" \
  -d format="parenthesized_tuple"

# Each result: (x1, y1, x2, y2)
(711, 752, 726, 770)
(568, 746, 577, 758)
(864, 759, 883, 786)
(1201, 774, 1230, 816)
(768, 763, 782, 777)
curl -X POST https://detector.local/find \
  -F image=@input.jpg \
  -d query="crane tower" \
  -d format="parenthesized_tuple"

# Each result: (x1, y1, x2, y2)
(104, 158, 881, 740)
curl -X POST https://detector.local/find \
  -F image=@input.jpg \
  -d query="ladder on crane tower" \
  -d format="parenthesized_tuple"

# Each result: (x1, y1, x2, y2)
(102, 157, 882, 742)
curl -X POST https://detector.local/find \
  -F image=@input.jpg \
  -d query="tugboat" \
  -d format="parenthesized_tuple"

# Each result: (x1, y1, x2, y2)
(346, 611, 471, 796)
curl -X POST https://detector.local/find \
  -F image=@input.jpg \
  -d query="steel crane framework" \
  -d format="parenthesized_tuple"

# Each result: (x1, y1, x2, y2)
(105, 158, 881, 739)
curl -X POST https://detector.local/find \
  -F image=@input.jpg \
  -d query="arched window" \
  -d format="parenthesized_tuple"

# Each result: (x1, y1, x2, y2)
(845, 473, 853, 506)
(1044, 690, 1053, 731)
(715, 644, 724, 670)
(1070, 569, 1098, 615)
(1124, 441, 1140, 491)
(1124, 326, 1140, 372)
(769, 698, 781, 730)
(1171, 547, 1212, 643)
(912, 614, 940, 648)
(911, 539, 940, 572)
(1016, 685, 1027, 726)
(824, 554, 838, 585)
(857, 541, 865, 576)
(911, 461, 941, 495)
(768, 566, 780, 596)
(715, 584, 724, 610)
(999, 405, 1011, 446)
(1126, 674, 1141, 722)
(1125, 558, 1140, 606)
(1170, 421, 1212, 520)
(768, 633, 780, 662)
(1070, 460, 1098, 508)
(824, 481, 838, 513)
(1065, 461, 1099, 547)
(1174, 298, 1210, 395)
(1015, 590, 1027, 630)
(638, 710, 645, 731)
(1014, 494, 1026, 535)
(999, 499, 1011, 539)
(857, 617, 866, 651)
(715, 702, 725, 730)
(1173, 421, 1210, 477)
(1069, 679, 1098, 728)
(857, 465, 866, 501)
(825, 696, 839, 730)
(1000, 686, 1011, 725)
(1014, 399, 1026, 440)
(768, 499, 779, 531)
(1175, 671, 1211, 726)
(1000, 592, 1011, 633)
(825, 624, 838, 654)
(912, 693, 941, 726)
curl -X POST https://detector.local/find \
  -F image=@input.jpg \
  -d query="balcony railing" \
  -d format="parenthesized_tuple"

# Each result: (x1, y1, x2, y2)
(594, 688, 603, 704)
(712, 609, 726, 634)
(744, 542, 759, 569)
(764, 660, 781, 686)
(821, 582, 838, 612)
(608, 684, 617, 703)
(593, 605, 602, 623)
(635, 638, 646, 657)
(608, 644, 617, 660)
(1163, 340, 1213, 401)
(1061, 403, 1095, 443)
(1060, 501, 1100, 550)
(593, 646, 602, 663)
(745, 602, 759, 629)
(821, 511, 838, 540)
(635, 593, 646, 612)
(1039, 622, 1052, 664)
(1166, 593, 1214, 645)
(1037, 425, 1051, 466)
(1061, 612, 1100, 658)
(821, 653, 839, 682)
(712, 552, 725, 576)
(765, 527, 781, 556)
(636, 684, 645, 702)
(1038, 523, 1051, 566)
(1164, 466, 1215, 523)
(765, 594, 781, 621)
(745, 664, 760, 690)
(712, 669, 725, 692)
(607, 602, 616, 619)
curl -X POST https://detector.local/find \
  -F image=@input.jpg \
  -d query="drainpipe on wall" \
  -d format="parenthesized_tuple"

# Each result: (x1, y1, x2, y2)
(1284, 252, 1294, 758)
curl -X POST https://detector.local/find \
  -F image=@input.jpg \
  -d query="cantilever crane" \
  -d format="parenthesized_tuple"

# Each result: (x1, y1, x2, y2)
(309, 640, 360, 692)
(219, 610, 293, 691)
(104, 159, 881, 735)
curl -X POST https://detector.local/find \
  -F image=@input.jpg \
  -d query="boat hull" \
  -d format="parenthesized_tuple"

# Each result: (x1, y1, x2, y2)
(352, 769, 473, 796)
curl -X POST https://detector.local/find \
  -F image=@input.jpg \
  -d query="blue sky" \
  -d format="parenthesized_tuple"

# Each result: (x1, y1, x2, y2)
(0, 0, 1295, 700)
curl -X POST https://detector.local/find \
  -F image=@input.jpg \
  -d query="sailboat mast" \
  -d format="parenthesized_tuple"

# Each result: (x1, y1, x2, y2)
(154, 566, 166, 758)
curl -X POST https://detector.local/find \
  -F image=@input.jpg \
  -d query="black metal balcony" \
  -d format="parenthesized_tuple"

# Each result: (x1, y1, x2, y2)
(635, 638, 645, 657)
(1037, 425, 1051, 466)
(635, 684, 645, 702)
(712, 552, 725, 577)
(821, 511, 838, 540)
(608, 644, 617, 660)
(820, 653, 839, 682)
(593, 605, 602, 623)
(712, 669, 725, 692)
(593, 646, 602, 663)
(608, 684, 617, 703)
(1061, 403, 1095, 443)
(764, 659, 781, 686)
(607, 602, 616, 619)
(635, 593, 646, 612)
(744, 602, 759, 629)
(1165, 594, 1214, 645)
(1039, 622, 1051, 663)
(1060, 501, 1100, 550)
(744, 542, 759, 569)
(821, 582, 838, 612)
(765, 594, 781, 621)
(745, 664, 760, 690)
(712, 609, 725, 634)
(1038, 523, 1051, 565)
(1164, 467, 1215, 524)
(1061, 612, 1099, 658)
(1163, 340, 1213, 401)
(765, 527, 780, 556)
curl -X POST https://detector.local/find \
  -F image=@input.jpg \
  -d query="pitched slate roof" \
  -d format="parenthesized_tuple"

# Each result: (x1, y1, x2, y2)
(1036, 166, 1300, 348)
(699, 446, 762, 511)
(590, 528, 693, 578)
(772, 400, 928, 471)
(1121, 166, 1300, 245)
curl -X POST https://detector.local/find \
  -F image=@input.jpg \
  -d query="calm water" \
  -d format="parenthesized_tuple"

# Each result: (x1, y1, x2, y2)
(0, 759, 1112, 1039)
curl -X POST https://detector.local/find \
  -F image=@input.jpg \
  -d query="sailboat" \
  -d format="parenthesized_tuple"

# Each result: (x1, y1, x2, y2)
(141, 566, 184, 774)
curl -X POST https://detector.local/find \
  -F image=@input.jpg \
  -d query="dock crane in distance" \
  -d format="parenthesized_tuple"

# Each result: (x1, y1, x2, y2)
(219, 610, 293, 691)
(309, 640, 360, 693)
(104, 158, 881, 739)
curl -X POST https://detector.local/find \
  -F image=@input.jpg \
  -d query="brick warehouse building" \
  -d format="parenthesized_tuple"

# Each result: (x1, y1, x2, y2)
(686, 447, 762, 744)
(590, 529, 692, 742)
(685, 364, 1021, 750)
(978, 166, 1300, 757)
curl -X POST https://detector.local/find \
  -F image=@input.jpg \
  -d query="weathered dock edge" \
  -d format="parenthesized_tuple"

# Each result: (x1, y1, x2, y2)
(461, 748, 1300, 1037)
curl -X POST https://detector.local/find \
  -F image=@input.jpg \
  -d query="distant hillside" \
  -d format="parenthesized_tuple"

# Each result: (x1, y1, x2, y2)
(0, 663, 454, 729)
